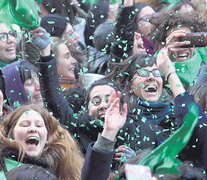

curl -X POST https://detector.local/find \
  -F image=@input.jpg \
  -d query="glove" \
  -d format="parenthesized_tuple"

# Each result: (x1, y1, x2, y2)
(123, 147, 135, 161)
(30, 28, 50, 50)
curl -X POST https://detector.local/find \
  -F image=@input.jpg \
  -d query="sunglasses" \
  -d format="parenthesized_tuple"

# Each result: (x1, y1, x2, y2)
(0, 30, 17, 43)
(138, 14, 152, 22)
(137, 12, 160, 23)
(135, 68, 162, 77)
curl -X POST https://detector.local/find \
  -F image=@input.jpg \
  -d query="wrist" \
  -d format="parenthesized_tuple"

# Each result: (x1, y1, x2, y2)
(101, 129, 119, 141)
(167, 71, 176, 82)
(40, 45, 51, 56)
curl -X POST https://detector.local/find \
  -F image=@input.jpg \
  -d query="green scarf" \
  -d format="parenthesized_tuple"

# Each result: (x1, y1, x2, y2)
(173, 50, 202, 89)
(0, 158, 23, 179)
(139, 103, 198, 174)
(0, 61, 8, 68)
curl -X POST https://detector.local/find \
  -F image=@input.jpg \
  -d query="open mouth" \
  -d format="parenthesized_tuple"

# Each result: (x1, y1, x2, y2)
(144, 84, 157, 94)
(98, 113, 105, 122)
(175, 52, 189, 61)
(69, 67, 75, 72)
(32, 95, 42, 102)
(26, 137, 39, 146)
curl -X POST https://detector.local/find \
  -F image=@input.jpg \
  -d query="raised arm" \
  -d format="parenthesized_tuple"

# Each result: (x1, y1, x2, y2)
(81, 90, 127, 180)
(29, 27, 77, 133)
(109, 0, 136, 64)
(157, 47, 186, 97)
(157, 48, 207, 171)
(84, 0, 110, 47)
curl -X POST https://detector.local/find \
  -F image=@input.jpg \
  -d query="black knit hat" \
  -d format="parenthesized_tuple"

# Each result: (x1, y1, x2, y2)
(93, 19, 115, 53)
(40, 14, 68, 38)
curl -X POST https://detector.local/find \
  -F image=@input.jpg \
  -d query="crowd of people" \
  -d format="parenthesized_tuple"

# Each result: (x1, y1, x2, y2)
(0, 0, 207, 179)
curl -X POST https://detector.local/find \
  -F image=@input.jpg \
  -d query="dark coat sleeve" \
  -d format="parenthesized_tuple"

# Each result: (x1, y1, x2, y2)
(174, 93, 207, 171)
(109, 5, 136, 65)
(81, 143, 114, 180)
(84, 0, 110, 47)
(37, 55, 78, 133)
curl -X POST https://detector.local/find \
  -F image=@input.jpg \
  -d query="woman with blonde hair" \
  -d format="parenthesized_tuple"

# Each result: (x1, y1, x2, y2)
(51, 37, 77, 90)
(0, 104, 83, 180)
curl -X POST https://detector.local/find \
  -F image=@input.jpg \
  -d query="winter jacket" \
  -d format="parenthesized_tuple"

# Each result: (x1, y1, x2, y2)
(37, 55, 159, 155)
(81, 143, 113, 180)
(1, 60, 29, 109)
(81, 94, 207, 180)
(84, 0, 110, 47)
(0, 148, 49, 180)
(109, 5, 136, 65)
(85, 5, 137, 74)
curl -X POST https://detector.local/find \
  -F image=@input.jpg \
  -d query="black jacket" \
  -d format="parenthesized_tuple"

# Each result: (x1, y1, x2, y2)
(84, 5, 137, 74)
(84, 0, 110, 47)
(37, 55, 159, 155)
(109, 5, 136, 65)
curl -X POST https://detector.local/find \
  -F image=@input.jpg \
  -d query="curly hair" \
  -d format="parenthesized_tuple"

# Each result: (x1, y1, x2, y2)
(0, 104, 83, 180)
(149, 11, 207, 49)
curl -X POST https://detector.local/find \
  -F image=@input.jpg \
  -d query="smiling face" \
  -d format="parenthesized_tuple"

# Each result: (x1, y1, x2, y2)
(24, 72, 43, 106)
(130, 64, 163, 102)
(0, 24, 16, 63)
(56, 43, 77, 79)
(137, 6, 155, 39)
(167, 26, 195, 62)
(88, 85, 114, 121)
(13, 110, 48, 158)
(61, 24, 79, 48)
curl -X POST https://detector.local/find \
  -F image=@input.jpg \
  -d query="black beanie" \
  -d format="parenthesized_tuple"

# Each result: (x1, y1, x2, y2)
(40, 14, 68, 38)
(93, 19, 115, 53)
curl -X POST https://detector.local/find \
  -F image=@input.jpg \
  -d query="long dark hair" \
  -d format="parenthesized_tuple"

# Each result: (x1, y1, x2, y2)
(106, 54, 156, 94)
(105, 53, 157, 109)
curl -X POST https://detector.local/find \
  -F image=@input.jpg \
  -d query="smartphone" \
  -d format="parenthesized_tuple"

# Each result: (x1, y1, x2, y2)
(178, 32, 207, 48)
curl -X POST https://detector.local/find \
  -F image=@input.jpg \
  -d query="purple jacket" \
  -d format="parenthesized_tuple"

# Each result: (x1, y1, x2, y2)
(2, 60, 29, 109)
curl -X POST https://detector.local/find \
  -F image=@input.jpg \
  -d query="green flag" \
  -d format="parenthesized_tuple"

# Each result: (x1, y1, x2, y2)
(139, 103, 199, 175)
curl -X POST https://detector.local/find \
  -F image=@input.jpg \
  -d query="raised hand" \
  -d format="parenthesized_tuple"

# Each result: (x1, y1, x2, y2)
(157, 47, 186, 97)
(165, 29, 190, 61)
(157, 47, 176, 78)
(30, 27, 51, 56)
(101, 89, 127, 141)
(115, 145, 135, 162)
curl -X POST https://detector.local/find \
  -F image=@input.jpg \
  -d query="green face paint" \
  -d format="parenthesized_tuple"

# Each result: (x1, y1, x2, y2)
(139, 103, 199, 175)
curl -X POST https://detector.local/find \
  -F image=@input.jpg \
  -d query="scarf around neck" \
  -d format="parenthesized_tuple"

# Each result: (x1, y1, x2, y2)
(142, 36, 156, 55)
(173, 50, 202, 89)
(137, 98, 171, 123)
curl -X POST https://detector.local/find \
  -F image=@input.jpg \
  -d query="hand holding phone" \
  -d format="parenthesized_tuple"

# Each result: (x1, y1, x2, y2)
(178, 32, 207, 48)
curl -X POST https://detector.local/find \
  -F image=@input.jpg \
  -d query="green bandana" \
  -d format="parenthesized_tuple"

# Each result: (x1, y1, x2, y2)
(139, 103, 199, 175)
(173, 50, 202, 89)
(0, 158, 23, 180)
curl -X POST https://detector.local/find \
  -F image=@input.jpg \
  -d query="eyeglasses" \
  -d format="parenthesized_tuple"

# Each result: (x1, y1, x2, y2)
(138, 14, 152, 22)
(0, 30, 17, 43)
(135, 68, 162, 77)
(137, 12, 160, 23)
